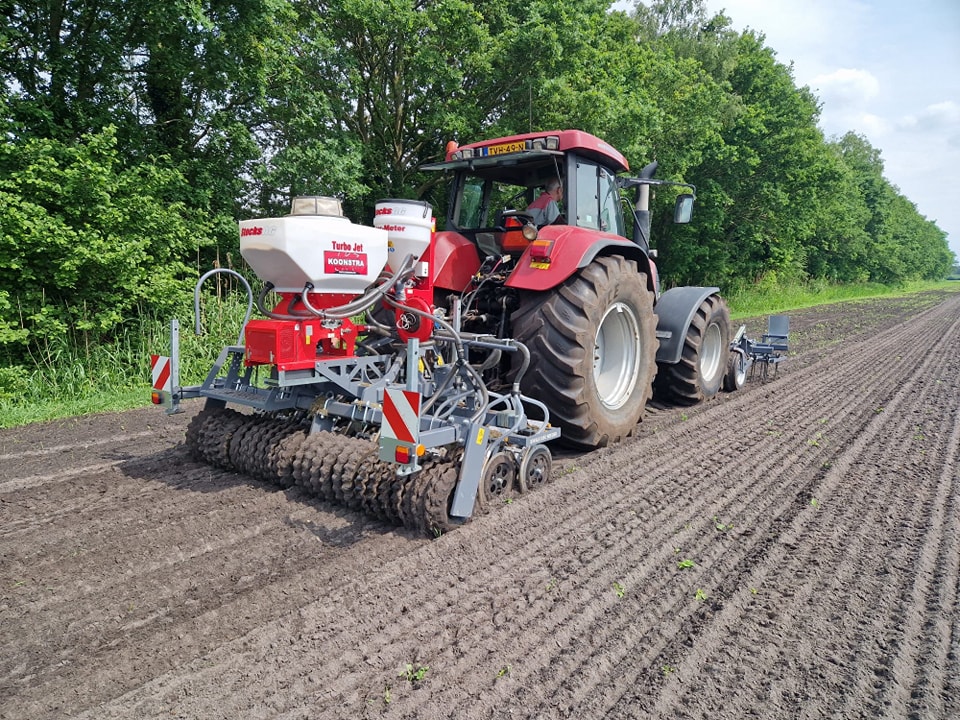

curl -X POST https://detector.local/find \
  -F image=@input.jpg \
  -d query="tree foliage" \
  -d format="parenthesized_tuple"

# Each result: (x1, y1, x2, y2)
(0, 127, 212, 353)
(0, 0, 953, 364)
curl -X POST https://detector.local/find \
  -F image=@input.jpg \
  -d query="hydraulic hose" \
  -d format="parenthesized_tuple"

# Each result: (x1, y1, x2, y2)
(300, 254, 417, 320)
(385, 294, 490, 422)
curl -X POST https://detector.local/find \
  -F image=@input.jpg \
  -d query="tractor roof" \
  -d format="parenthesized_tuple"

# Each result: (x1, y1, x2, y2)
(421, 130, 630, 175)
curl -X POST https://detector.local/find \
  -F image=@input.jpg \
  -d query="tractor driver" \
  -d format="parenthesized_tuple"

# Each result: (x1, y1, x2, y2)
(527, 177, 563, 226)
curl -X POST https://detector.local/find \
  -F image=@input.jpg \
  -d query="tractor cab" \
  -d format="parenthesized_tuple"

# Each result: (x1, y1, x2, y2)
(422, 130, 646, 291)
(423, 130, 628, 252)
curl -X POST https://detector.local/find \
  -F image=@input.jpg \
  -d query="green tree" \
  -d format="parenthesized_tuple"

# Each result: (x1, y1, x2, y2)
(0, 128, 212, 361)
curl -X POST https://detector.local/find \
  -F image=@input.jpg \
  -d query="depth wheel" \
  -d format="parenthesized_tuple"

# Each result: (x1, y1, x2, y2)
(479, 451, 518, 506)
(518, 445, 552, 493)
(723, 350, 747, 391)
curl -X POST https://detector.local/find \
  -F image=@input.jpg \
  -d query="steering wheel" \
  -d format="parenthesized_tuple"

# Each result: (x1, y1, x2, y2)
(495, 209, 535, 229)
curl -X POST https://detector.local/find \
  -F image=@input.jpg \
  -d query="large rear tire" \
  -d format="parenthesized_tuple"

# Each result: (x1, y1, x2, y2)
(655, 294, 730, 404)
(511, 255, 658, 450)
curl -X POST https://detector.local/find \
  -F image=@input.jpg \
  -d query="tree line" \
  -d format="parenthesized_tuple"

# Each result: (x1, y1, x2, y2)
(0, 0, 953, 364)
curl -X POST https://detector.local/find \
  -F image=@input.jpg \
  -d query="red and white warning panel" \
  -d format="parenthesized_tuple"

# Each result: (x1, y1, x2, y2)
(379, 388, 423, 465)
(151, 354, 172, 393)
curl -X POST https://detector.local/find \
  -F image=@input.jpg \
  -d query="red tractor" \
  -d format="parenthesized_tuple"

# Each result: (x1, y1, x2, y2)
(421, 129, 732, 449)
(154, 129, 739, 535)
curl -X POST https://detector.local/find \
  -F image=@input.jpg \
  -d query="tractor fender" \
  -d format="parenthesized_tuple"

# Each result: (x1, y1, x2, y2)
(654, 286, 721, 364)
(433, 230, 482, 291)
(505, 226, 653, 293)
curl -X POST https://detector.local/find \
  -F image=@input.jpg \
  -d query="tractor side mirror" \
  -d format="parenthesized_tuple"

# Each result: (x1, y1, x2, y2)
(674, 193, 695, 224)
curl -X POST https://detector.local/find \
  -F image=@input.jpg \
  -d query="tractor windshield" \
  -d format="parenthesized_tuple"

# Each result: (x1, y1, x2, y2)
(453, 175, 541, 230)
(423, 149, 565, 232)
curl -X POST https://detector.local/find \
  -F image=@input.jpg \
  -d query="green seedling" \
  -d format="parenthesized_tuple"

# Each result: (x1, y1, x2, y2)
(694, 588, 708, 602)
(383, 687, 392, 704)
(546, 577, 558, 591)
(400, 663, 430, 685)
(613, 581, 625, 599)
(497, 665, 511, 678)
(713, 516, 733, 532)
(662, 665, 675, 675)
(677, 559, 695, 570)
(810, 497, 820, 508)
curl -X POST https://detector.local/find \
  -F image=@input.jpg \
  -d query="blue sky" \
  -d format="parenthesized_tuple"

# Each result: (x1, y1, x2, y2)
(615, 1, 960, 262)
(702, 0, 960, 262)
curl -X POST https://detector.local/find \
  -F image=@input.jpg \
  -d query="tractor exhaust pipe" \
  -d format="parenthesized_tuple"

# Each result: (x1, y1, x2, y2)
(632, 161, 658, 251)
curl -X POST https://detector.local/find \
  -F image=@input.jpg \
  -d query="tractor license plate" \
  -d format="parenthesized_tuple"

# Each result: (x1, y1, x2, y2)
(485, 141, 525, 156)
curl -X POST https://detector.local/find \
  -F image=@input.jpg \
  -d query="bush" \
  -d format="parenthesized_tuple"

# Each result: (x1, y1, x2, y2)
(0, 127, 216, 364)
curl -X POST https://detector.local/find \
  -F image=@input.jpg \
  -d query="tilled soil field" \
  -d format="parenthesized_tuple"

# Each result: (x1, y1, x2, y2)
(2, 289, 959, 720)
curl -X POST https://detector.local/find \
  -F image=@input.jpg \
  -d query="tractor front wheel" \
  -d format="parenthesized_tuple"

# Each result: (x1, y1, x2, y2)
(511, 256, 658, 450)
(655, 294, 730, 404)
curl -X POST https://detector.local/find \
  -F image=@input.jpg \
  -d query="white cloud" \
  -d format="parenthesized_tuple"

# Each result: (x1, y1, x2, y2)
(810, 68, 880, 109)
(896, 101, 960, 133)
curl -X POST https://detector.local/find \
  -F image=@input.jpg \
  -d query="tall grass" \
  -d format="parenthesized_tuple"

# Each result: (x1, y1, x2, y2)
(724, 277, 959, 319)
(0, 294, 250, 428)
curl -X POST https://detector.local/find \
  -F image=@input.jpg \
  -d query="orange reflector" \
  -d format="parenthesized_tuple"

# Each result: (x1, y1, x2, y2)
(395, 445, 411, 463)
(151, 391, 162, 405)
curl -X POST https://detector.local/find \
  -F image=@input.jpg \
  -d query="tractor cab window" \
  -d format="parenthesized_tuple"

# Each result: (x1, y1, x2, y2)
(575, 161, 625, 237)
(575, 162, 600, 230)
(451, 175, 551, 230)
(599, 167, 624, 236)
(454, 176, 487, 228)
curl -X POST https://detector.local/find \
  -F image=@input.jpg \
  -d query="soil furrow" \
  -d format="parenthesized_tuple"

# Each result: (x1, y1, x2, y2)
(114, 296, 960, 716)
(1, 291, 959, 720)
(639, 301, 960, 719)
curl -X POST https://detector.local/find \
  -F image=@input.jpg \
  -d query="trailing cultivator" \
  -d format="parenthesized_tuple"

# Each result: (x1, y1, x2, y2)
(152, 130, 787, 536)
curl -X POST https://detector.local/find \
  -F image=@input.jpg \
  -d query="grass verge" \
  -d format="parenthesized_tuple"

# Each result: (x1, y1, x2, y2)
(725, 279, 960, 319)
(0, 296, 248, 429)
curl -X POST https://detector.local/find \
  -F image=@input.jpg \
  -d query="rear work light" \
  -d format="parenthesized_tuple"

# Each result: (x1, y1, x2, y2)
(529, 239, 554, 261)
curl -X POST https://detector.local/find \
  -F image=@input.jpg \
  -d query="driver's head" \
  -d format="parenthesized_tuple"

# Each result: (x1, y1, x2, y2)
(545, 177, 563, 198)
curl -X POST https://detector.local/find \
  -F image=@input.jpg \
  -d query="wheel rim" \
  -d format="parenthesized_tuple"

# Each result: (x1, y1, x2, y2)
(700, 322, 724, 384)
(518, 445, 552, 493)
(594, 301, 640, 410)
(734, 353, 747, 387)
(481, 451, 517, 501)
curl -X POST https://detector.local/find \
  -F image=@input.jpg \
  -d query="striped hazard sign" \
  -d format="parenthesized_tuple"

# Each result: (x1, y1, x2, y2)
(150, 354, 172, 393)
(382, 389, 421, 444)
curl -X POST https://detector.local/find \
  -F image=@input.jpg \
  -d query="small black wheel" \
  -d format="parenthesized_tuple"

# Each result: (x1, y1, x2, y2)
(518, 445, 552, 493)
(479, 451, 518, 505)
(723, 350, 747, 391)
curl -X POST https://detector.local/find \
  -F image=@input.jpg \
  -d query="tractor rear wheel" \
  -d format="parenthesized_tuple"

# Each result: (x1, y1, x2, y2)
(511, 255, 658, 450)
(655, 294, 730, 404)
